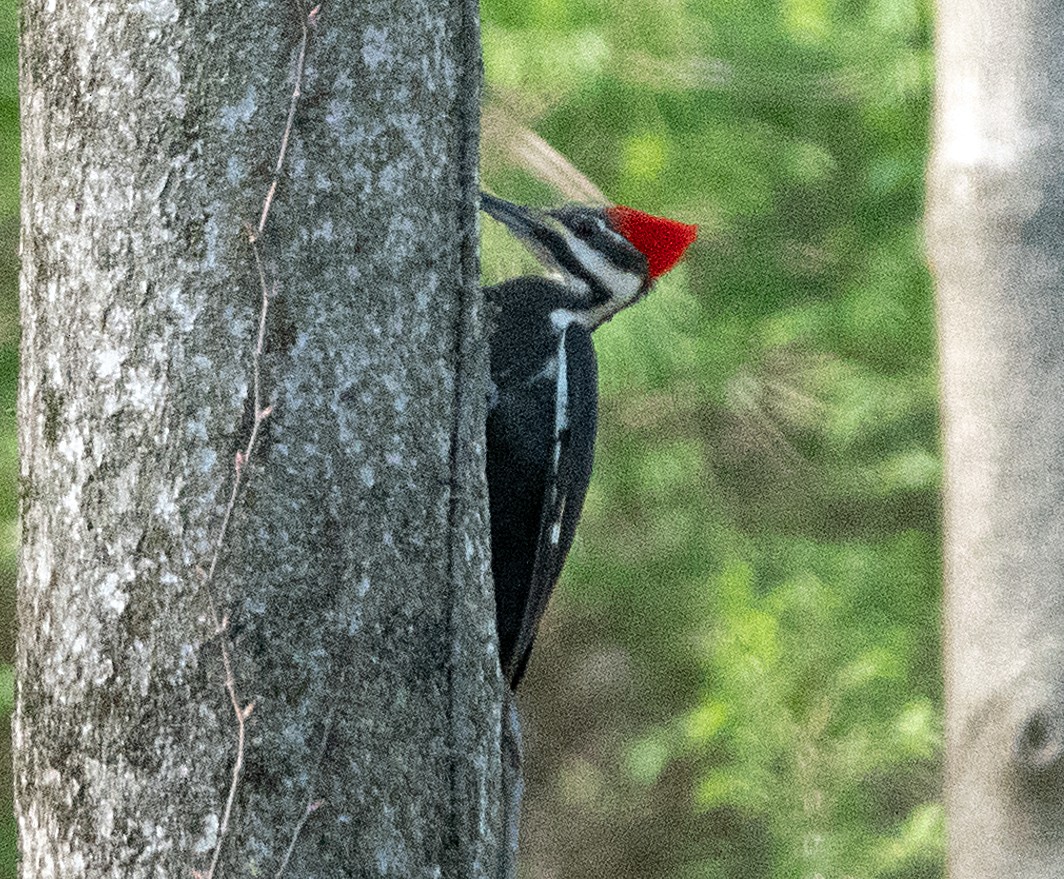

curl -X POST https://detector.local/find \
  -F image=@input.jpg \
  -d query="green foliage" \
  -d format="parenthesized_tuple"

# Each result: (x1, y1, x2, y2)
(482, 0, 940, 877)
(682, 541, 941, 878)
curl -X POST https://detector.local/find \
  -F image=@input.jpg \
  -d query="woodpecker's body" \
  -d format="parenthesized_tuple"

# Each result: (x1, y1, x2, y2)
(483, 192, 697, 689)
(487, 276, 599, 687)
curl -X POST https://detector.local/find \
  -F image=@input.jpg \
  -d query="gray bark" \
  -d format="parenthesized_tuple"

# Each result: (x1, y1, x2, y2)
(928, 1, 1064, 875)
(15, 1, 498, 877)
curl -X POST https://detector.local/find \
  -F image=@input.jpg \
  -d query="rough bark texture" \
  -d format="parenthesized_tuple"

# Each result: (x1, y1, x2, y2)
(16, 1, 498, 877)
(928, 2, 1064, 875)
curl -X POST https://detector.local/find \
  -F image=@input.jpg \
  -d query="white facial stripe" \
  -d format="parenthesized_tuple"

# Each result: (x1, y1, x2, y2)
(552, 272, 590, 299)
(560, 229, 643, 308)
(602, 224, 629, 249)
(551, 300, 627, 330)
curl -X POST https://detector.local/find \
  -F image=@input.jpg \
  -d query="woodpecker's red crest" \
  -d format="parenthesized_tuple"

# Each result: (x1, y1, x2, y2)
(605, 205, 698, 279)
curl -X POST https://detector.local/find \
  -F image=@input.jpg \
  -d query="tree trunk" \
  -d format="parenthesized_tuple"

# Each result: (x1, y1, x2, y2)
(928, 1, 1064, 875)
(15, 1, 497, 877)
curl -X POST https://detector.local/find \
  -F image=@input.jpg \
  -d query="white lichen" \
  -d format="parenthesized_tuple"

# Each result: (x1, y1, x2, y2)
(218, 85, 258, 134)
(193, 813, 219, 855)
(361, 26, 392, 70)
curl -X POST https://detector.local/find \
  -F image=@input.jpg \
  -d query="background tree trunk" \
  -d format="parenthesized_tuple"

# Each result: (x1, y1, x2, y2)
(15, 1, 497, 876)
(929, 1, 1064, 875)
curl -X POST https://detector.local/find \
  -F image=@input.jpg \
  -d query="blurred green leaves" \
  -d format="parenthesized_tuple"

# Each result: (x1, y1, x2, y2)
(482, 0, 939, 876)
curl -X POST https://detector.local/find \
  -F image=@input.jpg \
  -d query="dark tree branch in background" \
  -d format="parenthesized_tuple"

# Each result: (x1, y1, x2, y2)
(15, 0, 498, 876)
(929, 1, 1064, 875)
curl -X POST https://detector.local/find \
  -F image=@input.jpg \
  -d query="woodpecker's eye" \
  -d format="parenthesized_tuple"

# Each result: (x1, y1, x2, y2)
(569, 214, 600, 239)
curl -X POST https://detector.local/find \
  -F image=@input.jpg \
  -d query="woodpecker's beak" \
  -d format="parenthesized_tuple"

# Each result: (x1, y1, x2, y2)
(480, 192, 541, 236)
(480, 192, 565, 274)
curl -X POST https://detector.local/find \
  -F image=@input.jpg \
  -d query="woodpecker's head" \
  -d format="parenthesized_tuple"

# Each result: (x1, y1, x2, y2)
(481, 192, 698, 329)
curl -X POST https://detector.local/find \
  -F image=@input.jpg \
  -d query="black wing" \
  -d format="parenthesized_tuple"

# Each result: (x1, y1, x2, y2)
(505, 323, 598, 687)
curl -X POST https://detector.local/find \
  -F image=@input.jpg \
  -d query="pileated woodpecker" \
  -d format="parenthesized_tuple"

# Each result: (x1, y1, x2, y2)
(482, 192, 698, 689)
